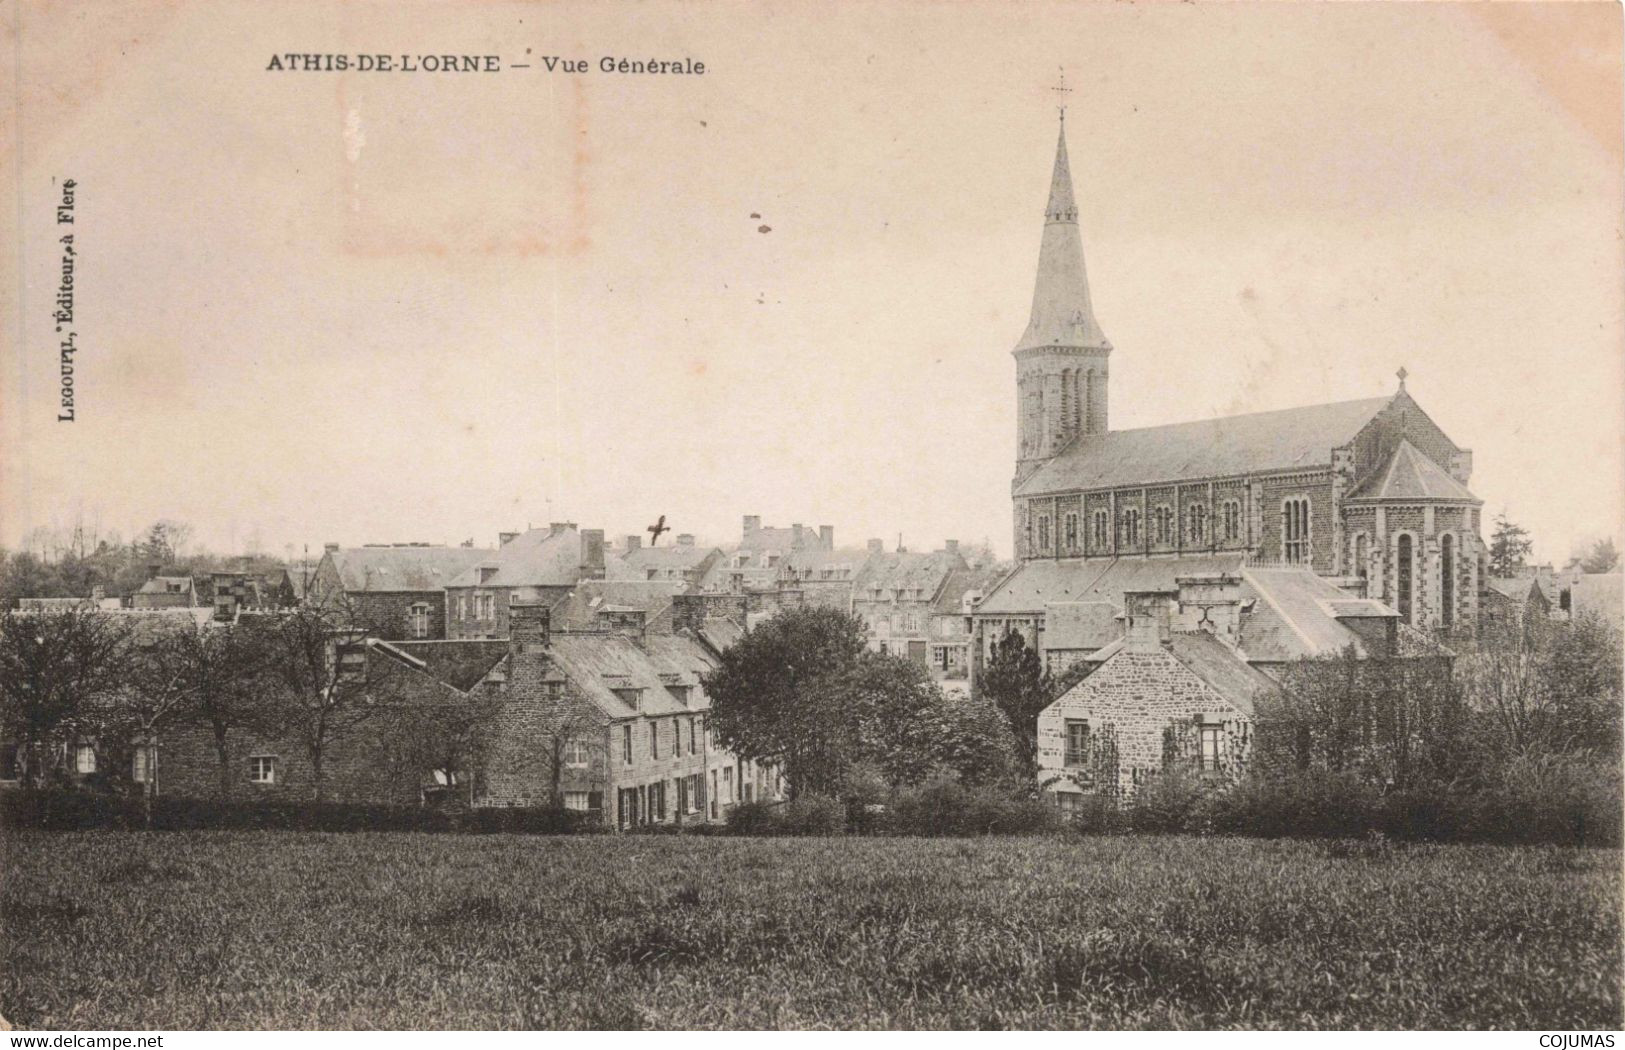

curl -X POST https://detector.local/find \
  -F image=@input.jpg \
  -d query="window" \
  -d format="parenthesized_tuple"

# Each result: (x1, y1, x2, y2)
(710, 769, 719, 818)
(132, 748, 153, 784)
(650, 720, 660, 760)
(1064, 720, 1090, 767)
(622, 724, 633, 765)
(1282, 498, 1311, 565)
(1440, 533, 1456, 628)
(1064, 512, 1079, 551)
(688, 717, 697, 755)
(613, 688, 642, 711)
(1152, 504, 1174, 545)
(409, 602, 430, 639)
(563, 739, 589, 768)
(1037, 515, 1051, 551)
(1396, 534, 1414, 624)
(1222, 499, 1241, 542)
(1353, 532, 1370, 580)
(1091, 510, 1109, 550)
(688, 773, 702, 813)
(1188, 504, 1207, 545)
(457, 595, 468, 620)
(75, 745, 96, 775)
(1120, 507, 1141, 547)
(1199, 724, 1223, 772)
(563, 791, 590, 811)
(723, 766, 733, 802)
(248, 756, 276, 784)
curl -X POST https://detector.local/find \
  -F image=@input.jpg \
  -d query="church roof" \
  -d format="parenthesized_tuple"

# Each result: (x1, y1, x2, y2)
(1014, 395, 1393, 497)
(1345, 439, 1479, 503)
(974, 554, 1247, 615)
(1016, 118, 1109, 353)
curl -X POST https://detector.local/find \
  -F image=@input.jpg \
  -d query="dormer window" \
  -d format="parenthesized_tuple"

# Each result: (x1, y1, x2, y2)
(409, 602, 430, 639)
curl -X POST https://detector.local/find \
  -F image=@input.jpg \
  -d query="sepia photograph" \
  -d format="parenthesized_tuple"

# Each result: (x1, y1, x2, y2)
(2, 0, 1622, 1034)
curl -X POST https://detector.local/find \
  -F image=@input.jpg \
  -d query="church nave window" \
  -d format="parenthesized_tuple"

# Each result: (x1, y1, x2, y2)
(1091, 510, 1109, 550)
(1037, 515, 1051, 551)
(1152, 504, 1174, 546)
(1188, 504, 1208, 545)
(1281, 497, 1311, 565)
(1119, 507, 1141, 548)
(1396, 533, 1414, 624)
(1221, 499, 1242, 543)
(1063, 512, 1079, 552)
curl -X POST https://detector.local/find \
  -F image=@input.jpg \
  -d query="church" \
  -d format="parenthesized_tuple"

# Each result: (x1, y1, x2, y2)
(972, 115, 1484, 687)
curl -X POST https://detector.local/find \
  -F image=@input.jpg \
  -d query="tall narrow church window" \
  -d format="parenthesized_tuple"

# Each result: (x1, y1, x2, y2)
(1060, 372, 1073, 439)
(1037, 515, 1051, 552)
(1091, 510, 1108, 550)
(1064, 512, 1079, 552)
(1072, 372, 1083, 434)
(1082, 371, 1092, 433)
(1353, 533, 1369, 580)
(1222, 500, 1241, 543)
(1396, 534, 1414, 624)
(1440, 534, 1455, 628)
(1152, 504, 1174, 545)
(1188, 504, 1207, 545)
(1282, 498, 1311, 565)
(1120, 508, 1141, 548)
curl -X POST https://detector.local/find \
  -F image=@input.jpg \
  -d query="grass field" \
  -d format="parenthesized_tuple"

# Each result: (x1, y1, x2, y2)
(2, 831, 1618, 1030)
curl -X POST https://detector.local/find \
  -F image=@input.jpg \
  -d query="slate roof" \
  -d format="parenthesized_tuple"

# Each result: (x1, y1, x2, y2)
(1166, 632, 1279, 716)
(1042, 601, 1121, 652)
(1016, 396, 1392, 497)
(330, 545, 493, 593)
(620, 545, 718, 573)
(388, 640, 510, 691)
(852, 550, 967, 601)
(1346, 439, 1478, 502)
(974, 555, 1247, 615)
(1483, 576, 1542, 602)
(444, 527, 579, 589)
(698, 617, 744, 654)
(1017, 119, 1109, 353)
(933, 567, 1006, 615)
(544, 633, 717, 720)
(548, 579, 689, 630)
(136, 576, 196, 595)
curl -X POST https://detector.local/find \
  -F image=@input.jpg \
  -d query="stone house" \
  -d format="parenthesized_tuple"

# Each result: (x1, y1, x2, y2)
(851, 543, 970, 665)
(131, 575, 200, 609)
(1037, 597, 1277, 805)
(310, 542, 494, 640)
(442, 524, 604, 640)
(615, 534, 720, 589)
(926, 566, 1005, 683)
(1480, 576, 1552, 635)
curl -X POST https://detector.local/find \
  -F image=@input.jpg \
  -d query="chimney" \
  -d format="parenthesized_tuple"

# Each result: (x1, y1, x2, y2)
(510, 601, 551, 655)
(580, 529, 606, 580)
(820, 525, 834, 550)
(1124, 592, 1173, 653)
(944, 539, 960, 557)
(549, 522, 573, 536)
(599, 608, 647, 639)
(324, 542, 340, 553)
(499, 531, 520, 547)
(625, 535, 643, 551)
(1175, 574, 1247, 646)
(792, 524, 805, 547)
(147, 563, 162, 580)
(676, 533, 695, 547)
(743, 515, 760, 536)
(867, 538, 883, 554)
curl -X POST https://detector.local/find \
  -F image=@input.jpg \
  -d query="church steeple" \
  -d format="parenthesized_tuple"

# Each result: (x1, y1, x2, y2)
(1017, 117, 1109, 353)
(1014, 114, 1112, 491)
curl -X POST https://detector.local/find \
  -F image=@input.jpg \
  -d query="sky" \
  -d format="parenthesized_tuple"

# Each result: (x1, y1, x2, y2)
(5, 1, 1622, 565)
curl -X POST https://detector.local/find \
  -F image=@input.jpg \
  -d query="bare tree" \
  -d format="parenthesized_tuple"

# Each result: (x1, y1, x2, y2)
(0, 608, 129, 787)
(371, 691, 502, 806)
(539, 710, 609, 810)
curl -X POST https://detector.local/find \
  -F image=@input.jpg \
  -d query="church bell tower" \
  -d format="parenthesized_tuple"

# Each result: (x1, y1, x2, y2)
(1013, 113, 1111, 489)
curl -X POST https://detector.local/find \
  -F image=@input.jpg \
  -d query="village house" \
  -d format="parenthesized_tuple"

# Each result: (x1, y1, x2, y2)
(851, 543, 970, 665)
(310, 541, 494, 640)
(131, 575, 200, 610)
(441, 524, 604, 640)
(615, 533, 721, 589)
(1480, 576, 1552, 634)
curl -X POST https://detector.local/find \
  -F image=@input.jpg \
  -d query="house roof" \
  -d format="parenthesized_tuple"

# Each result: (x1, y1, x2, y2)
(445, 527, 580, 589)
(544, 633, 717, 720)
(620, 545, 719, 573)
(548, 579, 689, 630)
(1042, 601, 1121, 652)
(135, 576, 195, 595)
(698, 616, 744, 654)
(852, 550, 967, 600)
(1571, 573, 1623, 628)
(974, 555, 1247, 615)
(1484, 576, 1541, 602)
(1016, 396, 1392, 497)
(387, 640, 510, 692)
(330, 546, 493, 593)
(933, 566, 1005, 615)
(1346, 439, 1478, 503)
(1167, 632, 1278, 716)
(1237, 568, 1405, 661)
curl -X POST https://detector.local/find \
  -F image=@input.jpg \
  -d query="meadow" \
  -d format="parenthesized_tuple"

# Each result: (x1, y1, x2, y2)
(1, 831, 1618, 1030)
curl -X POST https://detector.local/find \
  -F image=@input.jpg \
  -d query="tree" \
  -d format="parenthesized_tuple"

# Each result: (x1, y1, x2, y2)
(371, 690, 502, 806)
(538, 710, 609, 810)
(1579, 537, 1620, 575)
(260, 605, 407, 800)
(1488, 513, 1533, 578)
(0, 609, 130, 787)
(165, 618, 276, 797)
(978, 628, 1052, 777)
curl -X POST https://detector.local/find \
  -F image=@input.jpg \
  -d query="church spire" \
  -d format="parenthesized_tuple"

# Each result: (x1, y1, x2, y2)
(1016, 115, 1109, 352)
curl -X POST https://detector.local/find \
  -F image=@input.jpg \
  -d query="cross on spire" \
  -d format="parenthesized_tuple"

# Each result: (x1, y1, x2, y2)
(1051, 66, 1071, 122)
(1396, 366, 1408, 390)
